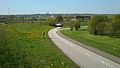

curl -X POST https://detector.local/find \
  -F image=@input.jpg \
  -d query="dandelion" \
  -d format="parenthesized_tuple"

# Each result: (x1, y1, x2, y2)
(113, 47, 116, 50)
(61, 62, 64, 66)
(51, 64, 53, 66)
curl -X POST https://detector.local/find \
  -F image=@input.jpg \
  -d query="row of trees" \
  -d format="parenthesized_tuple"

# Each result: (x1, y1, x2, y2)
(0, 15, 46, 24)
(89, 14, 120, 37)
(4, 15, 25, 24)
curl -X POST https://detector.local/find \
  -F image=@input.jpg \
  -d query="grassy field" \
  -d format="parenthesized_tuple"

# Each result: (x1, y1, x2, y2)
(62, 26, 120, 57)
(0, 23, 78, 68)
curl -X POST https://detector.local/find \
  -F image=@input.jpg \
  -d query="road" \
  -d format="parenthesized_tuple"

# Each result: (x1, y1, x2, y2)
(48, 27, 120, 68)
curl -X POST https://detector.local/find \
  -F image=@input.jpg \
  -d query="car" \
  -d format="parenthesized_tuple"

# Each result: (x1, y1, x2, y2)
(55, 23, 63, 27)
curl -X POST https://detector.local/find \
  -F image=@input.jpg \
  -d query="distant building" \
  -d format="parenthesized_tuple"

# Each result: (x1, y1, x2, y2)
(0, 17, 8, 23)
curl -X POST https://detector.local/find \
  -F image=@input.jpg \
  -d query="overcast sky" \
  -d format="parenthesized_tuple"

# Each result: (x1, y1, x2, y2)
(0, 0, 120, 15)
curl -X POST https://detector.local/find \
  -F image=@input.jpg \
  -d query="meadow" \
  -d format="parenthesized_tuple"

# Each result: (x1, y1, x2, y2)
(0, 23, 78, 68)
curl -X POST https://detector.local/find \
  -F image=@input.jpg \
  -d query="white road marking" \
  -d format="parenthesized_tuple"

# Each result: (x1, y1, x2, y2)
(70, 44, 74, 46)
(101, 61, 105, 64)
(86, 53, 90, 56)
(105, 63, 108, 65)
(101, 61, 114, 68)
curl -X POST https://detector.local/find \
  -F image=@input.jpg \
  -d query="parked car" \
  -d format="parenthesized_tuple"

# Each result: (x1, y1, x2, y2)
(55, 23, 63, 27)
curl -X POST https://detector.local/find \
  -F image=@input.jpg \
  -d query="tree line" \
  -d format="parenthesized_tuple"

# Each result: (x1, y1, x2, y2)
(48, 14, 120, 38)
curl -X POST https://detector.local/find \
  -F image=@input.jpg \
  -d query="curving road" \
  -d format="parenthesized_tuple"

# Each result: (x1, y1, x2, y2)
(48, 27, 120, 68)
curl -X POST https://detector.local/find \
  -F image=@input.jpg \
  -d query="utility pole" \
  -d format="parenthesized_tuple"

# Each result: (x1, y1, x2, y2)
(22, 16, 25, 24)
(8, 8, 11, 23)
(8, 8, 10, 15)
(32, 12, 35, 24)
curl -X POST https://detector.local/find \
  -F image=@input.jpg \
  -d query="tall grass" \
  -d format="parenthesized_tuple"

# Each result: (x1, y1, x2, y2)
(0, 24, 27, 68)
(0, 23, 78, 68)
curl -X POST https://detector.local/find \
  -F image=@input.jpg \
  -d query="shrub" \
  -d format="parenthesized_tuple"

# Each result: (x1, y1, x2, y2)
(110, 14, 120, 37)
(95, 22, 106, 35)
(89, 15, 108, 35)
(103, 23, 112, 35)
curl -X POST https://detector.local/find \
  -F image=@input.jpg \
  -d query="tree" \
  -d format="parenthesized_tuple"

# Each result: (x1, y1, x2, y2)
(56, 16, 64, 23)
(47, 17, 56, 26)
(89, 15, 108, 35)
(70, 18, 80, 31)
(110, 14, 120, 37)
(74, 19, 80, 31)
(69, 19, 74, 31)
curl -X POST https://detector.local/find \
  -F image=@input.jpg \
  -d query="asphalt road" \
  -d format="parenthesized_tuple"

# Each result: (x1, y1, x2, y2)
(48, 27, 120, 68)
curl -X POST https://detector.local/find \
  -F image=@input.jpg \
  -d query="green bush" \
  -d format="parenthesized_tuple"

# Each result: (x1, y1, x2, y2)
(96, 22, 106, 35)
(103, 23, 112, 35)
(89, 15, 108, 35)
(110, 14, 120, 37)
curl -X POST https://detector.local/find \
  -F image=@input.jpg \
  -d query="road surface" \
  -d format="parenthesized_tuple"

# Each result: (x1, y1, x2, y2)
(48, 27, 120, 68)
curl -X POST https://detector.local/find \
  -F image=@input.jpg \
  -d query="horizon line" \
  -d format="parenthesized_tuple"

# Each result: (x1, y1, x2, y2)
(0, 13, 120, 15)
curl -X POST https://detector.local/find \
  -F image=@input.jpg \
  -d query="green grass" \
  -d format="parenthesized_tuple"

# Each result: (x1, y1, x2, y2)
(0, 23, 78, 68)
(62, 26, 120, 57)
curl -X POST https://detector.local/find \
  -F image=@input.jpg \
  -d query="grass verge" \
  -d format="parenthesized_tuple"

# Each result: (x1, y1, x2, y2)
(62, 26, 120, 57)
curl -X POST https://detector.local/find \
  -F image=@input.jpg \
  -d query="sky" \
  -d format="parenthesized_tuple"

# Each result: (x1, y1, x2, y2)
(0, 0, 120, 15)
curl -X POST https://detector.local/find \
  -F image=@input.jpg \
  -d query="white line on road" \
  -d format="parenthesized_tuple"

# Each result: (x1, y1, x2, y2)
(101, 61, 113, 68)
(86, 53, 90, 56)
(70, 44, 74, 47)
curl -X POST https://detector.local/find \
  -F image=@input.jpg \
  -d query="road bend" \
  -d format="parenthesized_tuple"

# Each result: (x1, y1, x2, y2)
(48, 27, 120, 68)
